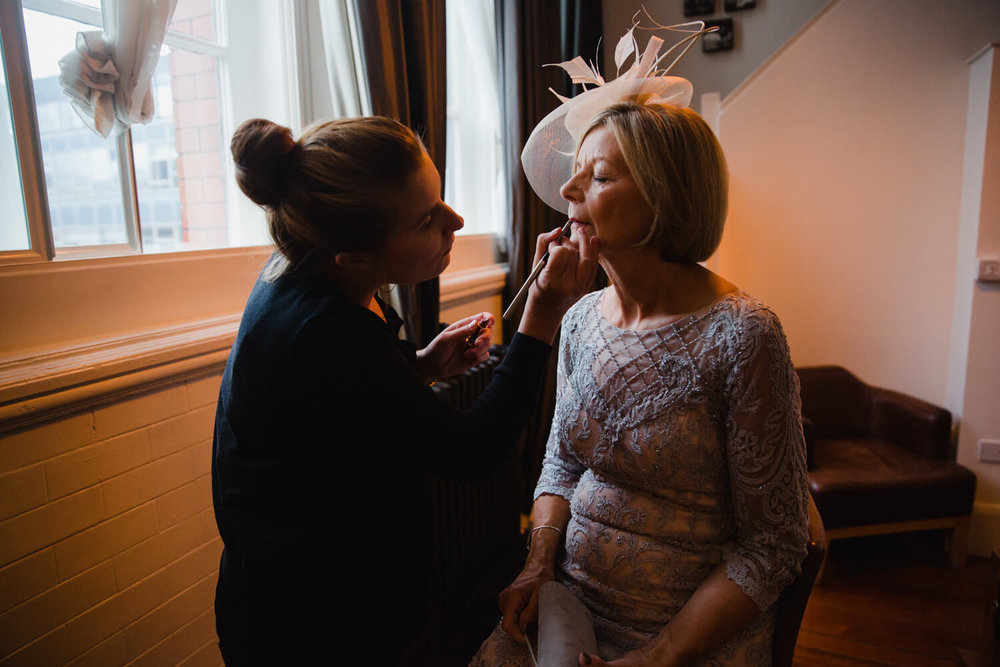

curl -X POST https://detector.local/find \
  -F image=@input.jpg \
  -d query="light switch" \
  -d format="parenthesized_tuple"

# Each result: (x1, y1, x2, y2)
(979, 439, 1000, 463)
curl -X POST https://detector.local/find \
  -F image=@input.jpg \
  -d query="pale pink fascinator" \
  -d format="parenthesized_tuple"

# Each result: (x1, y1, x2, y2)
(520, 20, 717, 213)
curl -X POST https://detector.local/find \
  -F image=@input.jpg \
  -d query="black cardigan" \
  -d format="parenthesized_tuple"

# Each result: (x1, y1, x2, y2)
(212, 270, 551, 663)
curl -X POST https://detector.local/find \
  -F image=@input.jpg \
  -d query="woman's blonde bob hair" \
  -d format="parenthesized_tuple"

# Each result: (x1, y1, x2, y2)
(579, 101, 728, 263)
(231, 116, 426, 278)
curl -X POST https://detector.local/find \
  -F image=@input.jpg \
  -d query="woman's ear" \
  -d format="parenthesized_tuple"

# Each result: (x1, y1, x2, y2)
(334, 250, 376, 273)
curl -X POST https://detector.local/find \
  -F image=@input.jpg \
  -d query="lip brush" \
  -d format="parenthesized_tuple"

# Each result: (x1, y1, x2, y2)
(502, 219, 574, 320)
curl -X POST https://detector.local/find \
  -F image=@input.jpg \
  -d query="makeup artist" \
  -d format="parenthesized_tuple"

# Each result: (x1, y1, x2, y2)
(211, 116, 598, 665)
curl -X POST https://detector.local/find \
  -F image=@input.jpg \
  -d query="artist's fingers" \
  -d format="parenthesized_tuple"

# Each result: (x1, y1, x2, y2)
(575, 234, 600, 288)
(453, 312, 493, 331)
(445, 315, 476, 331)
(459, 313, 494, 347)
(544, 232, 598, 295)
(473, 323, 494, 347)
(537, 247, 576, 296)
(533, 226, 566, 266)
(464, 346, 490, 364)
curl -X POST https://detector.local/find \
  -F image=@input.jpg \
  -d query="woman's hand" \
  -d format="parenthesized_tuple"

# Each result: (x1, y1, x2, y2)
(518, 222, 600, 343)
(578, 642, 672, 667)
(581, 565, 759, 667)
(498, 558, 556, 642)
(415, 312, 494, 382)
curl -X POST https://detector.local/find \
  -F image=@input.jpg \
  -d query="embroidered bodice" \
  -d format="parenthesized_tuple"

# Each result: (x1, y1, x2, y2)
(534, 289, 810, 660)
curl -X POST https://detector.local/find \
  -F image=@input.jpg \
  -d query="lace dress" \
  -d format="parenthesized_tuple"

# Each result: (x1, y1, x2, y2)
(473, 290, 809, 666)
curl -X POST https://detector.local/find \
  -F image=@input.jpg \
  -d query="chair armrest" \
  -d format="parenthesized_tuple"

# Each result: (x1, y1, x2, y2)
(801, 416, 816, 471)
(869, 387, 952, 460)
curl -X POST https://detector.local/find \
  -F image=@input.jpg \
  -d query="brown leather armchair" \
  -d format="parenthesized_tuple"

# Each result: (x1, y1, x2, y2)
(795, 366, 976, 569)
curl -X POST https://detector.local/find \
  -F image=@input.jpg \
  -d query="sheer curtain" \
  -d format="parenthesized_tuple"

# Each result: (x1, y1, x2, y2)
(317, 0, 370, 119)
(351, 0, 446, 347)
(58, 0, 178, 138)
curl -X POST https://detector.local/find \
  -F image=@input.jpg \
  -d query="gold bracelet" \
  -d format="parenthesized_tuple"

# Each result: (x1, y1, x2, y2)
(526, 524, 563, 551)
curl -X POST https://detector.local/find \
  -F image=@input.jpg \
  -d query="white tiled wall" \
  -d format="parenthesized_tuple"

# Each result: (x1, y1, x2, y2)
(0, 373, 224, 666)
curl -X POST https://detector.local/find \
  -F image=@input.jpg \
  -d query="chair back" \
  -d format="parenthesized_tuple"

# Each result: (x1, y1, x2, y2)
(796, 365, 871, 439)
(772, 494, 827, 667)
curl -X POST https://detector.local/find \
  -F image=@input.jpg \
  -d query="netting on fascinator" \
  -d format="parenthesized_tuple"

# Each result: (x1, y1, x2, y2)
(521, 19, 717, 213)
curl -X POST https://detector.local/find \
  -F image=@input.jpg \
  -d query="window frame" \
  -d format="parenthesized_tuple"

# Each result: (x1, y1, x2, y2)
(0, 0, 509, 424)
(1, 0, 263, 264)
(0, 0, 54, 264)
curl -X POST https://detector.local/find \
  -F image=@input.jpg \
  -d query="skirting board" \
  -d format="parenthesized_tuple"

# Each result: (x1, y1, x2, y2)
(969, 502, 1000, 557)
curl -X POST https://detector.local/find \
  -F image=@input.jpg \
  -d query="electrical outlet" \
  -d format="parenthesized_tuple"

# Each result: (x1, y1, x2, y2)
(979, 439, 1000, 463)
(979, 258, 1000, 282)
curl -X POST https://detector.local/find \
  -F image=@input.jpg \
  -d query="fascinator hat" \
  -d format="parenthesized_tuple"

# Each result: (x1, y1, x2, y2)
(521, 20, 717, 213)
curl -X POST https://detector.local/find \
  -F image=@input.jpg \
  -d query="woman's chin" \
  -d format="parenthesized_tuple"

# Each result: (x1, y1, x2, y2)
(414, 256, 450, 283)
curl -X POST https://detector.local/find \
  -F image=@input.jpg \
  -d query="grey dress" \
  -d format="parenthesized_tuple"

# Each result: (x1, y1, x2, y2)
(473, 290, 809, 666)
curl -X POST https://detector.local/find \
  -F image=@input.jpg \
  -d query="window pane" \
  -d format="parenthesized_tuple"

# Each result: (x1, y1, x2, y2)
(132, 47, 228, 253)
(0, 31, 31, 251)
(445, 0, 505, 235)
(23, 9, 128, 249)
(169, 0, 217, 42)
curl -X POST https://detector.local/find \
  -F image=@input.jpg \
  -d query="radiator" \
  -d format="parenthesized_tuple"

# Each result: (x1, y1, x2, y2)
(420, 345, 525, 656)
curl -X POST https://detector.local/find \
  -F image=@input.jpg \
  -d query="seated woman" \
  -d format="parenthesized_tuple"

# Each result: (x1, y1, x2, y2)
(472, 96, 809, 666)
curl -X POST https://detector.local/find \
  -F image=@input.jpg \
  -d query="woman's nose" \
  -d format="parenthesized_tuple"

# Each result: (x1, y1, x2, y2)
(560, 174, 581, 203)
(445, 205, 464, 232)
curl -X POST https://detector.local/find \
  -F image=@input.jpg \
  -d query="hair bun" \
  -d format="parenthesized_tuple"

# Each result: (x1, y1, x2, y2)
(231, 118, 297, 208)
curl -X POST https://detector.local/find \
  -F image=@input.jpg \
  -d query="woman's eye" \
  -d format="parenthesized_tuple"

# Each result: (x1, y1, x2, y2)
(593, 175, 609, 183)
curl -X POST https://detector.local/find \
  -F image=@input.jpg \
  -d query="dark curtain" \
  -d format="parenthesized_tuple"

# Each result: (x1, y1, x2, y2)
(497, 0, 603, 510)
(353, 0, 446, 347)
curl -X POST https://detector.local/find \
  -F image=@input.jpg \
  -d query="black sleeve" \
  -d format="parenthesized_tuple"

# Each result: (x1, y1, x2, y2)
(298, 311, 552, 480)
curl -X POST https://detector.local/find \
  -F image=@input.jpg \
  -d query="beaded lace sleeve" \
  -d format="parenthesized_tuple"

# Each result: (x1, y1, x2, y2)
(533, 308, 587, 502)
(720, 303, 810, 611)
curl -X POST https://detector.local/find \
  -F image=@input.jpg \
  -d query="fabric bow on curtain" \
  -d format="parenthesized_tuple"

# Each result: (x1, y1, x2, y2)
(58, 0, 179, 138)
(352, 0, 446, 347)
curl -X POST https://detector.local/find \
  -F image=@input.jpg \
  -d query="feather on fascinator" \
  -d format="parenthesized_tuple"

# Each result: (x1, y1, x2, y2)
(521, 19, 717, 213)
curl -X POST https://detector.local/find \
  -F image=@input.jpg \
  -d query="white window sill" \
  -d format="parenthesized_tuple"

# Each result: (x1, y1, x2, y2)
(0, 237, 507, 432)
(440, 232, 507, 308)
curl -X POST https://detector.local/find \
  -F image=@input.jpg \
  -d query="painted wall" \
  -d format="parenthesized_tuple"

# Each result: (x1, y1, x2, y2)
(704, 0, 1000, 551)
(955, 46, 1000, 553)
(602, 0, 831, 109)
(713, 0, 999, 401)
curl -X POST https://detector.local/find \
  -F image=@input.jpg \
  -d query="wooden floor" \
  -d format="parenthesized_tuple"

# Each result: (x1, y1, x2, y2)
(440, 531, 993, 665)
(794, 531, 992, 666)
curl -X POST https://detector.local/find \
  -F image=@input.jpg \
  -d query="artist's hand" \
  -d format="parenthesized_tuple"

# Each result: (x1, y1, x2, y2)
(529, 222, 600, 315)
(498, 559, 555, 642)
(415, 312, 494, 381)
(517, 223, 599, 344)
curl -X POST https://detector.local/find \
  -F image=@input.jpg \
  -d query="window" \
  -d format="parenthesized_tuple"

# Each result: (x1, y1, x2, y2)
(1, 0, 296, 262)
(444, 0, 506, 236)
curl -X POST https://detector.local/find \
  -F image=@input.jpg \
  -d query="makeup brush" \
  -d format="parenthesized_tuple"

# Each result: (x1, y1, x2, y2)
(502, 219, 574, 320)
